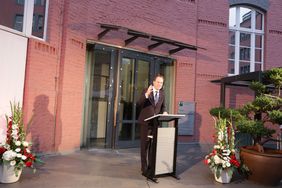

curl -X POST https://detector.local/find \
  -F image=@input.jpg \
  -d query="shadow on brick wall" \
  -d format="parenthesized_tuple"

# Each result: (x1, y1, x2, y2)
(26, 95, 62, 153)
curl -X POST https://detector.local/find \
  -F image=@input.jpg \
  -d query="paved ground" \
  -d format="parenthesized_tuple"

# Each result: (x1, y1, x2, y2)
(0, 144, 281, 188)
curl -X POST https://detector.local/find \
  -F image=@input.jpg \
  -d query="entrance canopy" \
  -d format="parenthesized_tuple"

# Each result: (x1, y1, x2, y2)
(97, 23, 205, 55)
(211, 71, 268, 107)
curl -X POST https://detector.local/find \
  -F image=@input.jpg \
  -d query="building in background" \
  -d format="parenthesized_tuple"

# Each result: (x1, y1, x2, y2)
(0, 0, 281, 153)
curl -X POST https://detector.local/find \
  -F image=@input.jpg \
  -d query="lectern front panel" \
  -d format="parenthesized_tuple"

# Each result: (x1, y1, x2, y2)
(155, 127, 175, 175)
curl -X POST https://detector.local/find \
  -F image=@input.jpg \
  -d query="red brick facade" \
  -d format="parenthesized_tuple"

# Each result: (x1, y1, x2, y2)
(22, 0, 282, 153)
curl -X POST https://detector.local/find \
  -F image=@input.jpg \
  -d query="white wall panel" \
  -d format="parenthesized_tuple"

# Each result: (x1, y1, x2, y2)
(0, 29, 27, 143)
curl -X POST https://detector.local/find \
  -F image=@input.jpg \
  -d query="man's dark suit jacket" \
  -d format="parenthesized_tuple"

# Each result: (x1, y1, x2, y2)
(137, 88, 166, 173)
(137, 88, 166, 125)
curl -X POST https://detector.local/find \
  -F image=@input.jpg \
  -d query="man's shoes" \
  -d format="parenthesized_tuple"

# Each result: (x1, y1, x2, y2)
(147, 177, 159, 183)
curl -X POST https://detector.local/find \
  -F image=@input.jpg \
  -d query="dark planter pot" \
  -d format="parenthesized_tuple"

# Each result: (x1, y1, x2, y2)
(240, 147, 282, 186)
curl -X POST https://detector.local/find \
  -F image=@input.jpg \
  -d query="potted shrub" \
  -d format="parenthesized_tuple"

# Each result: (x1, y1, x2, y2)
(210, 68, 282, 186)
(0, 102, 40, 183)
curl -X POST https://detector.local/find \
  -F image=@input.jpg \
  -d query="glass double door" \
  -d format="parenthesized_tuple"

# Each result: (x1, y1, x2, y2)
(83, 44, 173, 148)
(117, 51, 156, 147)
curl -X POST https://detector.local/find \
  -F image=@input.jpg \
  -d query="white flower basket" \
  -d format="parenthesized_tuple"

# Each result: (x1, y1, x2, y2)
(214, 168, 233, 183)
(0, 163, 22, 183)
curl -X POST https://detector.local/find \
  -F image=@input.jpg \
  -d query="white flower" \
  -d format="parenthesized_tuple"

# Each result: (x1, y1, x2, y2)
(214, 155, 222, 164)
(26, 148, 30, 153)
(11, 129, 19, 140)
(16, 153, 22, 158)
(12, 130, 18, 135)
(15, 141, 21, 146)
(213, 145, 220, 149)
(10, 160, 16, 166)
(226, 162, 231, 167)
(222, 149, 231, 156)
(223, 157, 228, 161)
(12, 124, 18, 129)
(222, 162, 226, 168)
(15, 148, 21, 152)
(21, 155, 27, 160)
(3, 150, 17, 161)
(207, 159, 211, 164)
(22, 141, 29, 147)
(218, 131, 224, 141)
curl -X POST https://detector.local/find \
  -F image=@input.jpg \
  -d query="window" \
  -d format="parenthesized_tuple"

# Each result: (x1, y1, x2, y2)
(34, 0, 45, 6)
(0, 1, 25, 31)
(228, 6, 264, 75)
(32, 14, 45, 38)
(14, 15, 24, 32)
(0, 0, 48, 40)
(16, 0, 25, 5)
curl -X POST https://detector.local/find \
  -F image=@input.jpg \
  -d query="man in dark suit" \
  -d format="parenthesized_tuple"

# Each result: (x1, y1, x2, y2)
(137, 74, 168, 176)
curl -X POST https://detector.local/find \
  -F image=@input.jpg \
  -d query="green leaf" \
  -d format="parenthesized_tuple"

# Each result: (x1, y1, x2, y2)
(250, 81, 266, 95)
(268, 110, 282, 124)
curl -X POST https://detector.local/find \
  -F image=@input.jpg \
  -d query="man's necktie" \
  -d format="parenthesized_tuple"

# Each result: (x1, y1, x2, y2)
(154, 91, 159, 105)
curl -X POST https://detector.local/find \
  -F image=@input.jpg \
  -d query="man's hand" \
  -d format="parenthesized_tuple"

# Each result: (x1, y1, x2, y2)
(145, 85, 153, 98)
(163, 112, 168, 115)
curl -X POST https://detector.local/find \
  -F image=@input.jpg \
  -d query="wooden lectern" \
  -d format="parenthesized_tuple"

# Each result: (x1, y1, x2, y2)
(144, 114, 185, 183)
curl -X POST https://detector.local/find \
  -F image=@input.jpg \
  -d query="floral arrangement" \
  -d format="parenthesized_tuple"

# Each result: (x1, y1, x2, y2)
(204, 117, 247, 178)
(0, 102, 38, 176)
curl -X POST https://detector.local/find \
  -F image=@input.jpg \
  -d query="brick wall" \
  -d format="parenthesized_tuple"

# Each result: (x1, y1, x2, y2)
(22, 0, 282, 153)
(23, 0, 64, 153)
(194, 0, 229, 143)
(265, 0, 282, 69)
